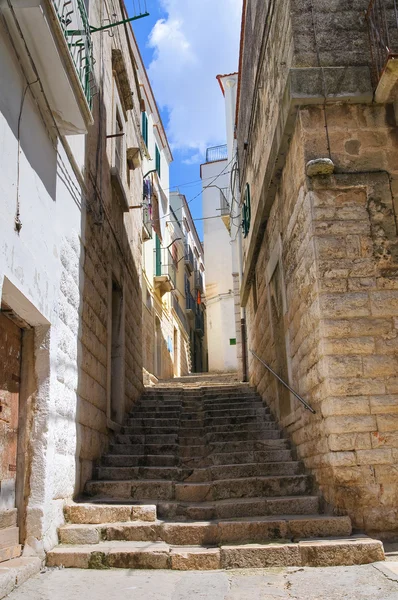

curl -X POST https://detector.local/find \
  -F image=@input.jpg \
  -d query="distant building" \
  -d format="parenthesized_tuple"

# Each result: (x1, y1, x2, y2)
(201, 146, 238, 372)
(170, 192, 207, 374)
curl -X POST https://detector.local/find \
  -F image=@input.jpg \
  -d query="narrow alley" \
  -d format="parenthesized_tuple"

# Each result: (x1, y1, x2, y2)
(1, 0, 398, 598)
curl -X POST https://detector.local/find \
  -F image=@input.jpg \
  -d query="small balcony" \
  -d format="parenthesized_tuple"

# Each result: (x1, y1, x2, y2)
(195, 309, 205, 337)
(172, 294, 189, 334)
(367, 0, 398, 102)
(154, 248, 176, 295)
(205, 144, 228, 163)
(185, 292, 196, 320)
(219, 187, 231, 232)
(142, 205, 152, 240)
(7, 0, 94, 134)
(184, 244, 194, 273)
(194, 271, 204, 294)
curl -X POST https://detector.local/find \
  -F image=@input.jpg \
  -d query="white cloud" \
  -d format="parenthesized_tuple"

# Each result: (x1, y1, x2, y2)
(147, 0, 242, 160)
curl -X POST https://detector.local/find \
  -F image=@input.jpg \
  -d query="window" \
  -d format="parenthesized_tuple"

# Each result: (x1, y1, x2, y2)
(142, 111, 148, 147)
(155, 144, 161, 177)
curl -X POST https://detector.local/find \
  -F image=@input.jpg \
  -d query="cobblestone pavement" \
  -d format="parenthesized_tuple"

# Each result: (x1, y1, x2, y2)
(5, 562, 398, 600)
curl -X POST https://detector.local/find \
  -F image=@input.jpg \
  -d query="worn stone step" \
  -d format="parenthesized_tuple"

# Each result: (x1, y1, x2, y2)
(97, 461, 303, 483)
(101, 455, 177, 468)
(0, 557, 41, 598)
(58, 515, 352, 546)
(46, 536, 384, 570)
(179, 430, 281, 446)
(204, 408, 268, 418)
(85, 474, 312, 502)
(175, 475, 312, 503)
(210, 449, 293, 465)
(209, 439, 290, 454)
(64, 503, 156, 524)
(157, 495, 321, 520)
(114, 434, 178, 445)
(110, 443, 178, 456)
(124, 418, 180, 428)
(131, 410, 180, 419)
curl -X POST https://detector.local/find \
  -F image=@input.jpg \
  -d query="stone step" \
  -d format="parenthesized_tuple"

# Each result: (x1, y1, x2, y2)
(58, 515, 352, 546)
(208, 439, 290, 454)
(86, 475, 312, 502)
(114, 434, 178, 445)
(110, 443, 178, 456)
(131, 410, 181, 419)
(96, 461, 303, 482)
(46, 536, 384, 570)
(64, 503, 157, 524)
(210, 449, 294, 465)
(179, 430, 281, 446)
(0, 557, 41, 599)
(122, 422, 278, 437)
(174, 475, 312, 502)
(157, 495, 321, 520)
(124, 418, 181, 428)
(102, 454, 178, 467)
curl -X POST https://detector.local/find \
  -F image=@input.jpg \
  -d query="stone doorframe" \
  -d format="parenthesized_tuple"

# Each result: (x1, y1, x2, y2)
(265, 235, 295, 423)
(0, 276, 50, 553)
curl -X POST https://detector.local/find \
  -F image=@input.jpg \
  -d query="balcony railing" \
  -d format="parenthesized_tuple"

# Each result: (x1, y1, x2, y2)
(195, 271, 204, 293)
(206, 144, 228, 163)
(154, 247, 176, 289)
(195, 310, 205, 337)
(143, 205, 152, 240)
(184, 244, 194, 272)
(53, 0, 94, 108)
(172, 294, 189, 334)
(186, 291, 196, 316)
(367, 0, 398, 88)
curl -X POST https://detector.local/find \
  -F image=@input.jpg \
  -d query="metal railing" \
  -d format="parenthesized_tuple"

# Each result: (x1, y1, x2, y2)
(184, 243, 194, 271)
(194, 270, 204, 293)
(154, 248, 176, 288)
(250, 350, 316, 414)
(195, 309, 205, 336)
(220, 187, 230, 216)
(142, 205, 152, 239)
(172, 294, 189, 333)
(206, 144, 228, 163)
(367, 0, 398, 87)
(185, 291, 196, 313)
(52, 0, 94, 108)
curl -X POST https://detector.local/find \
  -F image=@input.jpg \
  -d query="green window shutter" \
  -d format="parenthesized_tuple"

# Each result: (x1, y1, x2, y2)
(155, 144, 161, 177)
(142, 112, 148, 147)
(155, 234, 162, 276)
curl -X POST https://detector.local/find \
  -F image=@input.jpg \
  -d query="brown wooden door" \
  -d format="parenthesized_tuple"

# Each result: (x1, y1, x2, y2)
(0, 311, 22, 510)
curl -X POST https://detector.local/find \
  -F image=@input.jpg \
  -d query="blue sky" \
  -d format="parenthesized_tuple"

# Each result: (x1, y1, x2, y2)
(127, 0, 241, 238)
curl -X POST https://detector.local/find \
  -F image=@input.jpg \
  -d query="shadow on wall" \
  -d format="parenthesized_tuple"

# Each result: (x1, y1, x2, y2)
(74, 86, 143, 495)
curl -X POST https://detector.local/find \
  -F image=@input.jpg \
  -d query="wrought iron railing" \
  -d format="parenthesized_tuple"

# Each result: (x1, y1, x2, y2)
(186, 291, 196, 313)
(52, 0, 94, 108)
(184, 244, 194, 271)
(367, 0, 398, 87)
(206, 144, 228, 163)
(154, 247, 176, 288)
(195, 309, 205, 336)
(172, 294, 189, 333)
(143, 205, 152, 239)
(195, 270, 204, 293)
(220, 187, 230, 216)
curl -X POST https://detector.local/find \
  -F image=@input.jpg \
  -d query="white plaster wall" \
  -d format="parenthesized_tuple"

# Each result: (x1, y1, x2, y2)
(202, 160, 237, 372)
(0, 25, 85, 555)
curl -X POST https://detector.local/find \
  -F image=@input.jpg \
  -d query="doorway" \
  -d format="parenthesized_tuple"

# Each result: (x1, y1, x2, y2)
(0, 309, 22, 561)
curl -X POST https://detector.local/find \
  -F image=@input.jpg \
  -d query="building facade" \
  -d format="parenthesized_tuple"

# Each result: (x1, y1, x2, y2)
(236, 0, 398, 538)
(201, 147, 238, 372)
(0, 0, 152, 562)
(170, 192, 207, 374)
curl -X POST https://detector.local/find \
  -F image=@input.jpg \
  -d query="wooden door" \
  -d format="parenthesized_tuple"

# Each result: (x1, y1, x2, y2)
(0, 311, 21, 508)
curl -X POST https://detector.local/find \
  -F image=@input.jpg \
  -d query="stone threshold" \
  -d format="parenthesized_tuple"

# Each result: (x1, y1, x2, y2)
(0, 557, 41, 600)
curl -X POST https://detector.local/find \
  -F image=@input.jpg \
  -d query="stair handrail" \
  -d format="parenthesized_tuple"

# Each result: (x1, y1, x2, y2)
(249, 350, 316, 414)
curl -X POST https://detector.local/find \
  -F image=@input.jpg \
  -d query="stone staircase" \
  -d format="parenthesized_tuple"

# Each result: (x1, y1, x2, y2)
(47, 380, 384, 569)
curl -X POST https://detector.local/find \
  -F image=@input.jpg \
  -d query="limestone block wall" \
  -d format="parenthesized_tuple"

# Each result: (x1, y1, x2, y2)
(248, 107, 398, 538)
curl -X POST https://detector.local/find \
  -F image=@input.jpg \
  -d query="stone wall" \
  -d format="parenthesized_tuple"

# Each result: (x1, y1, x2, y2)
(247, 106, 398, 538)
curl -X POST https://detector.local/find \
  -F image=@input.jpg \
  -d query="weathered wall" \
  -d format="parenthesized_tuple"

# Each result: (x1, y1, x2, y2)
(247, 106, 398, 539)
